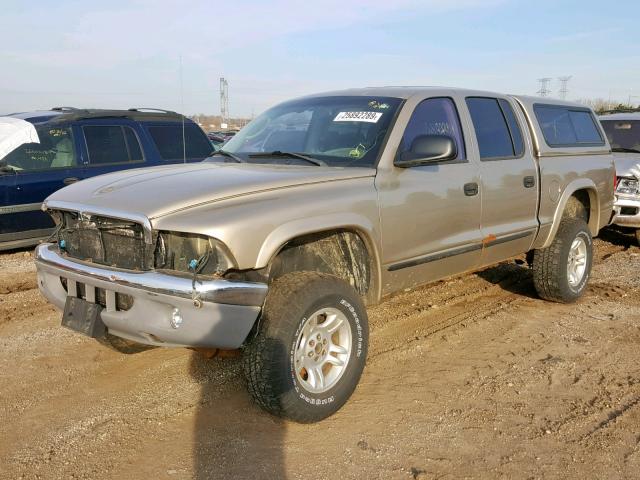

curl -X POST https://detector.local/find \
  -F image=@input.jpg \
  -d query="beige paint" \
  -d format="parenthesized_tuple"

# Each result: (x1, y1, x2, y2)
(44, 87, 616, 305)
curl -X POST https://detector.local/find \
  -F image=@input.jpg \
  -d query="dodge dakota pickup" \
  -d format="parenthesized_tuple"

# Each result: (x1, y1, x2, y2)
(35, 87, 615, 422)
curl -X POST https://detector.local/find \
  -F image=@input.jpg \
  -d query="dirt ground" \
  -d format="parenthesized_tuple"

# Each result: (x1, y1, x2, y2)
(1, 229, 640, 480)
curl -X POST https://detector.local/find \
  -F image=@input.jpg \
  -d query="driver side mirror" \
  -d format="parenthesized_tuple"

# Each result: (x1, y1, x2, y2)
(394, 134, 457, 168)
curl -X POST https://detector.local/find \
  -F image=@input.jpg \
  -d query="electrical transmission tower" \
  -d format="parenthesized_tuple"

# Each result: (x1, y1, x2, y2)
(219, 77, 229, 126)
(558, 76, 572, 100)
(537, 78, 552, 97)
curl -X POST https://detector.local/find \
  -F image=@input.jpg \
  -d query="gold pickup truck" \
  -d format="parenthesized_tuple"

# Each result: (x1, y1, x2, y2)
(35, 87, 615, 422)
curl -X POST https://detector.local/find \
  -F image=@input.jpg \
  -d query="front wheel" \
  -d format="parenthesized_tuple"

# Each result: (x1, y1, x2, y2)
(243, 272, 369, 423)
(532, 217, 593, 303)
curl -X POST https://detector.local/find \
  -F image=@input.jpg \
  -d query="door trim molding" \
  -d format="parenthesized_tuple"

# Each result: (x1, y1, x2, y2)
(0, 202, 42, 215)
(386, 229, 535, 272)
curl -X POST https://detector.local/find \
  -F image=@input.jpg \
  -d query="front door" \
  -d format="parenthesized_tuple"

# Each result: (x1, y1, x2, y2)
(0, 124, 84, 247)
(376, 96, 483, 294)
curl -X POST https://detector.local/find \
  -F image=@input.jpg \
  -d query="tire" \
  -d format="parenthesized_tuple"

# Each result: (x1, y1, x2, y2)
(97, 333, 155, 354)
(532, 217, 592, 303)
(243, 271, 369, 423)
(635, 229, 640, 246)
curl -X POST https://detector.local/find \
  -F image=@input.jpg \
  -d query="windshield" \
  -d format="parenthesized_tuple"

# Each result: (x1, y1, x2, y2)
(600, 119, 640, 152)
(1, 125, 76, 171)
(217, 96, 403, 167)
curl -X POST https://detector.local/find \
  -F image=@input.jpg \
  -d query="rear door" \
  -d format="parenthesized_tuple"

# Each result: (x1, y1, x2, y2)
(0, 124, 84, 246)
(464, 96, 538, 265)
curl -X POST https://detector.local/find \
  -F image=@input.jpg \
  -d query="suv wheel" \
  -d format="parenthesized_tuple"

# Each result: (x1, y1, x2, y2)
(532, 217, 593, 303)
(243, 272, 369, 423)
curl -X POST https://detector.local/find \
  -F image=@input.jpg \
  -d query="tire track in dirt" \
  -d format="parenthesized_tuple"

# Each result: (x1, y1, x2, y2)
(368, 263, 535, 360)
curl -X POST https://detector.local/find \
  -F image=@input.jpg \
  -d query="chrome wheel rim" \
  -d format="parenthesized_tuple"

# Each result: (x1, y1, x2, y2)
(294, 307, 352, 394)
(567, 236, 587, 288)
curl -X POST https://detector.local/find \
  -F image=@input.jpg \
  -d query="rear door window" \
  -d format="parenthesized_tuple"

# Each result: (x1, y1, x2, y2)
(147, 124, 214, 160)
(83, 125, 143, 165)
(534, 105, 603, 147)
(466, 97, 522, 159)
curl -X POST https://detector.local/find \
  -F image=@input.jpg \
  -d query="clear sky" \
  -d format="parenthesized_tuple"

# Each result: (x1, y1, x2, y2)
(1, 0, 638, 117)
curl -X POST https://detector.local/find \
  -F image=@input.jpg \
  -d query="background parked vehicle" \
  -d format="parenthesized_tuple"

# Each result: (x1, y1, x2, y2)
(0, 107, 214, 250)
(599, 112, 640, 244)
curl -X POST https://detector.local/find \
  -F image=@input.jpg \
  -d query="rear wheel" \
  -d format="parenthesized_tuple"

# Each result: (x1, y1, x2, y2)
(532, 217, 592, 303)
(243, 272, 369, 423)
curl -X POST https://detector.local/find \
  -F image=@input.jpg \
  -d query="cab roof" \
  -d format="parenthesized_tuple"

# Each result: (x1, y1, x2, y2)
(300, 86, 590, 109)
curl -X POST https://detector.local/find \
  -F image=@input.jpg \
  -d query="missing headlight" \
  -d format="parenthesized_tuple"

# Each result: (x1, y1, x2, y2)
(154, 231, 233, 275)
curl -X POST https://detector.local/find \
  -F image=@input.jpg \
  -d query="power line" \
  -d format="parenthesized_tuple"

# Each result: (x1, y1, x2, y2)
(558, 76, 572, 100)
(537, 78, 552, 97)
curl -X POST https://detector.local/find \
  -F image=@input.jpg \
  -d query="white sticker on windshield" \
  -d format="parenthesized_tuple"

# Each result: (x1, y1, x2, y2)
(334, 111, 383, 123)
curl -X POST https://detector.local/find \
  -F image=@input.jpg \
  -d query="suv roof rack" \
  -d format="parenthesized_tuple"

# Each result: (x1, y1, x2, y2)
(47, 108, 186, 123)
(127, 107, 179, 114)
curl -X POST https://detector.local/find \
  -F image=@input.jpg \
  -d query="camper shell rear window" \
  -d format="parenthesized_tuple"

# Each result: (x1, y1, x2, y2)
(534, 104, 604, 148)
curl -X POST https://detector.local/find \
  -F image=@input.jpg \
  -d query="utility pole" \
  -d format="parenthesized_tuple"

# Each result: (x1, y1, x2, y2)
(558, 76, 572, 100)
(537, 78, 552, 97)
(219, 77, 229, 128)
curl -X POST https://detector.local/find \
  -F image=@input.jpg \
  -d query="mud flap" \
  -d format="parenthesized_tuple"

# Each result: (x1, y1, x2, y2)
(61, 296, 106, 338)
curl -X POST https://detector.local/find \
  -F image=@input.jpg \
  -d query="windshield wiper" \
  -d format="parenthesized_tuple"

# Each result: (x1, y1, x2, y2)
(248, 151, 327, 166)
(612, 147, 640, 154)
(208, 149, 245, 163)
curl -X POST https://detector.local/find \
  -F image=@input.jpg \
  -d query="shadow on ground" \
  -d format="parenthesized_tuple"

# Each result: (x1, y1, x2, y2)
(598, 226, 636, 249)
(475, 261, 538, 298)
(190, 352, 288, 480)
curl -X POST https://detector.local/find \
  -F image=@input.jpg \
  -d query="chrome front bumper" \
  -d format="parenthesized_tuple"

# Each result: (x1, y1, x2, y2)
(612, 194, 640, 229)
(35, 243, 268, 349)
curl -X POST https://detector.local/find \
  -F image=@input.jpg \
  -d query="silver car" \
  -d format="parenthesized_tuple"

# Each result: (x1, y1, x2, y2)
(599, 112, 640, 243)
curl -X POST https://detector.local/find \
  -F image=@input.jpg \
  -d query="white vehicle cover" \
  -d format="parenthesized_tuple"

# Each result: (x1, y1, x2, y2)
(0, 116, 40, 159)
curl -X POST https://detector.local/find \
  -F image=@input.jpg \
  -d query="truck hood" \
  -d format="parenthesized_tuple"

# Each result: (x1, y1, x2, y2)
(44, 162, 375, 220)
(612, 152, 640, 178)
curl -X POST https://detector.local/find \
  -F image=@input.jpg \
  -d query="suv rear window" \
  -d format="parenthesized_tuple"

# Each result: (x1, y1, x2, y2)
(534, 105, 603, 147)
(84, 126, 143, 165)
(147, 124, 214, 160)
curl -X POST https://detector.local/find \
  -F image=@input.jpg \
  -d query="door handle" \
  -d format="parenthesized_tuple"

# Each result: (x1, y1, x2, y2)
(463, 182, 479, 196)
(63, 177, 79, 185)
(523, 176, 535, 188)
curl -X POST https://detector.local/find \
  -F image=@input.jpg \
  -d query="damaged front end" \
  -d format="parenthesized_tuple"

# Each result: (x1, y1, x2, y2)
(36, 202, 267, 349)
(50, 209, 234, 278)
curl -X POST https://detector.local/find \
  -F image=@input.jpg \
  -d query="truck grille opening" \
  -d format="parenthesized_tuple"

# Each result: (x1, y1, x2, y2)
(620, 207, 638, 216)
(57, 211, 155, 270)
(60, 277, 133, 311)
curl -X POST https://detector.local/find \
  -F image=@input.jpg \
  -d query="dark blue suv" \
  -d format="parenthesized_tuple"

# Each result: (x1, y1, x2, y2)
(0, 108, 214, 250)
